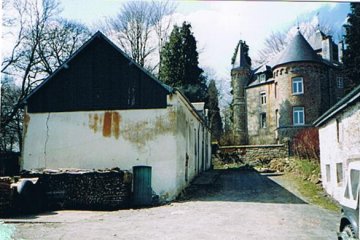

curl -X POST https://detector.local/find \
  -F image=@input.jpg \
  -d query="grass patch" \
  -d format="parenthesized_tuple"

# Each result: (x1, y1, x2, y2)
(286, 158, 340, 212)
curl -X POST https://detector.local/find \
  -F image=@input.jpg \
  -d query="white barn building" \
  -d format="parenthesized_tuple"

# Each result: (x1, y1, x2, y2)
(21, 32, 211, 202)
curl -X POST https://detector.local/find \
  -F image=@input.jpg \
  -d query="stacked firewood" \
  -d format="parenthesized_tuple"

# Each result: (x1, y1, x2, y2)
(0, 177, 13, 215)
(23, 169, 132, 210)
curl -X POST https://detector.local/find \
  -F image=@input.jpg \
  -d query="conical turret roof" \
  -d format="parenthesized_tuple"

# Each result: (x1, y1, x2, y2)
(272, 30, 321, 69)
(232, 41, 250, 70)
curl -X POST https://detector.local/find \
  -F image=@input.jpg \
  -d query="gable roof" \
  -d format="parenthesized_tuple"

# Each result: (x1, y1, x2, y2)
(25, 31, 173, 103)
(272, 30, 322, 69)
(314, 84, 360, 127)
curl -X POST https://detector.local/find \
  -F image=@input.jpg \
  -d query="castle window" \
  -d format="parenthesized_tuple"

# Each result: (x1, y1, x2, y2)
(337, 77, 344, 88)
(292, 77, 303, 95)
(260, 113, 267, 128)
(260, 74, 266, 83)
(337, 162, 343, 184)
(260, 91, 267, 104)
(293, 106, 305, 126)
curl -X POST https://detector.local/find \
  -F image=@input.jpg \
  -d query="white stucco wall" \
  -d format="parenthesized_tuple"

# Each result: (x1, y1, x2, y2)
(22, 92, 211, 201)
(319, 101, 360, 202)
(173, 95, 212, 197)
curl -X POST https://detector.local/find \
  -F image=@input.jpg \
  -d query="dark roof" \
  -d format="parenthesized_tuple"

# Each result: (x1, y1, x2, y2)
(272, 31, 322, 69)
(253, 64, 271, 75)
(247, 79, 274, 89)
(25, 31, 173, 102)
(314, 84, 360, 127)
(232, 41, 250, 70)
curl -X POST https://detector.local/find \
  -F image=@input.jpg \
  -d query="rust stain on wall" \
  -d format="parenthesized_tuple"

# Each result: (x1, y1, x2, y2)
(112, 112, 121, 139)
(88, 113, 99, 133)
(89, 111, 121, 139)
(23, 114, 31, 136)
(122, 110, 175, 148)
(103, 112, 112, 137)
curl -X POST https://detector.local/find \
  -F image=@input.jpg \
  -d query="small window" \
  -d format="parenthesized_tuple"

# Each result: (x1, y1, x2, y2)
(275, 82, 278, 98)
(260, 113, 267, 128)
(336, 163, 343, 184)
(275, 109, 279, 128)
(337, 77, 344, 88)
(326, 164, 331, 182)
(260, 91, 267, 104)
(260, 74, 266, 83)
(350, 169, 360, 200)
(292, 77, 304, 95)
(293, 107, 305, 126)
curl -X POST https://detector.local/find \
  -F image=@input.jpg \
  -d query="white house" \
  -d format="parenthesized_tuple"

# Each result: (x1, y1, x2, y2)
(314, 84, 360, 202)
(21, 31, 211, 202)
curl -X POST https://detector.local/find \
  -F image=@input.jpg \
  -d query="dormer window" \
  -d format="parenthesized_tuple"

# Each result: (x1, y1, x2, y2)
(260, 74, 266, 83)
(292, 77, 303, 95)
(337, 77, 344, 88)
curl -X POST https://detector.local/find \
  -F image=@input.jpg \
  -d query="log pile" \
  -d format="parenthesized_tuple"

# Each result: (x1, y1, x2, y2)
(22, 168, 132, 210)
(0, 177, 13, 215)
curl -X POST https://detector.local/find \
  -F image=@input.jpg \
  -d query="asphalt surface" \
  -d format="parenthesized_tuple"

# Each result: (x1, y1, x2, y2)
(2, 168, 340, 240)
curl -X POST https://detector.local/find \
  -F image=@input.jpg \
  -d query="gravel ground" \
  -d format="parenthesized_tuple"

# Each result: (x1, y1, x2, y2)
(2, 168, 340, 240)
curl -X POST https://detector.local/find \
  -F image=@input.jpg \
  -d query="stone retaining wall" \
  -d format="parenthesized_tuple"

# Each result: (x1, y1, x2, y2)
(219, 144, 289, 165)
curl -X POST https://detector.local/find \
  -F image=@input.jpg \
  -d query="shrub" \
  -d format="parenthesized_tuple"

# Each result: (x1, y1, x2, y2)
(291, 128, 320, 161)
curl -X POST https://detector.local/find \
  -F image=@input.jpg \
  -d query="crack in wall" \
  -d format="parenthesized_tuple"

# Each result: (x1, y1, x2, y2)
(44, 113, 50, 168)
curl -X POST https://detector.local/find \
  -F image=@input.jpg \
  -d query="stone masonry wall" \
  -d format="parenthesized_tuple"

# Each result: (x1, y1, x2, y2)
(219, 144, 289, 164)
(22, 169, 132, 210)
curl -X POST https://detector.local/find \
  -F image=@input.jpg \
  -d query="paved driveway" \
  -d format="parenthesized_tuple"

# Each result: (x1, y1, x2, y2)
(2, 169, 339, 240)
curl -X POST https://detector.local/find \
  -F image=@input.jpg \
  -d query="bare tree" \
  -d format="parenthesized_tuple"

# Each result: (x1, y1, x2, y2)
(151, 1, 176, 74)
(1, 0, 91, 152)
(105, 1, 176, 71)
(0, 76, 23, 152)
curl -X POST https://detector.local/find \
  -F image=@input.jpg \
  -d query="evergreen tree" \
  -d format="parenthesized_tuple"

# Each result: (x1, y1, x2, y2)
(343, 3, 360, 89)
(206, 80, 223, 141)
(159, 25, 183, 87)
(160, 22, 206, 102)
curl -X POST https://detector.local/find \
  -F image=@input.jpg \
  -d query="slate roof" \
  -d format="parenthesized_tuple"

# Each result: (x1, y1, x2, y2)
(272, 30, 322, 69)
(232, 41, 250, 70)
(314, 84, 360, 127)
(25, 31, 173, 103)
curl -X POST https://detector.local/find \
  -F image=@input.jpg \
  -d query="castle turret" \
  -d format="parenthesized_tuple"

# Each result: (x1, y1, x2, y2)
(231, 41, 250, 144)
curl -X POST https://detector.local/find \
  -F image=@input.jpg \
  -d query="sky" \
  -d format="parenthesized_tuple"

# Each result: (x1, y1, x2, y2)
(57, 0, 350, 104)
(1, 1, 351, 105)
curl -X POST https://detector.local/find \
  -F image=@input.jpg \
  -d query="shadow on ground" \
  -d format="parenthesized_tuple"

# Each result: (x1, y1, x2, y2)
(179, 167, 306, 204)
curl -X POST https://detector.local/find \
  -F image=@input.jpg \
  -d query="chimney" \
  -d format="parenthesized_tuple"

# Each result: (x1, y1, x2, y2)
(321, 36, 333, 62)
(338, 41, 344, 63)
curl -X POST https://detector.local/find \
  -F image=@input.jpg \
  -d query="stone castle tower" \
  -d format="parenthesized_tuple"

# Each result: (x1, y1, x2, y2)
(231, 41, 250, 144)
(230, 30, 346, 145)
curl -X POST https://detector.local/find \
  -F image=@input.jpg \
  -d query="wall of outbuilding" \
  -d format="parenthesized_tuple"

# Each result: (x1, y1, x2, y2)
(319, 101, 360, 202)
(22, 92, 210, 202)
